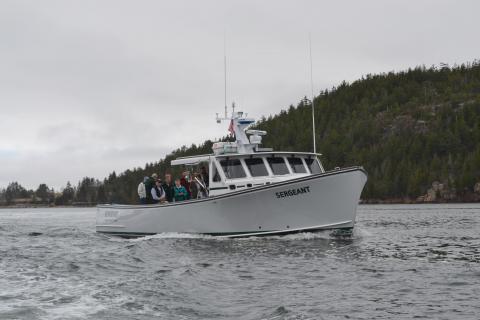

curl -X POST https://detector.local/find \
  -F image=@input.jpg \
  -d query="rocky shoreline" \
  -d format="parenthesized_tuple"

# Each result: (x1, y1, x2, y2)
(362, 181, 480, 204)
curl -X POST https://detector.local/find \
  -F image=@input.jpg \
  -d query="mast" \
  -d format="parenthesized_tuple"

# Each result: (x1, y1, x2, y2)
(309, 34, 316, 154)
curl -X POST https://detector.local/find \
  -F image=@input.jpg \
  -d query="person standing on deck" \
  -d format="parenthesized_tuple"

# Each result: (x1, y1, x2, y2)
(190, 172, 207, 199)
(137, 177, 148, 204)
(162, 173, 175, 203)
(180, 171, 191, 196)
(174, 178, 189, 202)
(151, 179, 166, 204)
(189, 174, 199, 199)
(145, 173, 157, 204)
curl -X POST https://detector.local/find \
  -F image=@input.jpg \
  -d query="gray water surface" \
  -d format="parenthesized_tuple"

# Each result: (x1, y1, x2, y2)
(0, 204, 479, 319)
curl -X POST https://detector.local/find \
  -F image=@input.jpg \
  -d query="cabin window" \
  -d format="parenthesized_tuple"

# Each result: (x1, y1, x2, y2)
(219, 159, 246, 179)
(305, 158, 322, 174)
(245, 158, 269, 177)
(212, 162, 222, 182)
(267, 157, 289, 175)
(288, 157, 307, 173)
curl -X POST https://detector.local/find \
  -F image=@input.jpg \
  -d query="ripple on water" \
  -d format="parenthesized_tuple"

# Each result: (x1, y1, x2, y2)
(0, 205, 480, 319)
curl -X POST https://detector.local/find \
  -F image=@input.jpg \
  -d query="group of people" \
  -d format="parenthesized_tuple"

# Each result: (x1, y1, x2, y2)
(137, 168, 209, 204)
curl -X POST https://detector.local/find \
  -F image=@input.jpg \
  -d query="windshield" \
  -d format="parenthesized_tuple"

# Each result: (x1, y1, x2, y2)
(288, 157, 307, 173)
(305, 158, 322, 174)
(245, 158, 269, 177)
(219, 159, 246, 179)
(267, 157, 289, 175)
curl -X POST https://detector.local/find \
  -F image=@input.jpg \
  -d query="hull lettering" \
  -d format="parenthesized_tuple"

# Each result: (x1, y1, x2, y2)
(275, 186, 311, 199)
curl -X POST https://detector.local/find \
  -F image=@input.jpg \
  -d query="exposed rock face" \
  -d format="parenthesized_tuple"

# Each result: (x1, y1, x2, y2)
(422, 181, 456, 202)
(424, 188, 437, 202)
(474, 182, 480, 194)
(369, 180, 480, 204)
(381, 114, 429, 138)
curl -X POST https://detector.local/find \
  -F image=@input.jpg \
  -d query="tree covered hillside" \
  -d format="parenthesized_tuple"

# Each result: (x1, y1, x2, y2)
(256, 62, 480, 201)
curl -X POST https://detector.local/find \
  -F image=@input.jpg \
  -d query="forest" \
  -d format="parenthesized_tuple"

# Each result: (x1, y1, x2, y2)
(1, 61, 480, 206)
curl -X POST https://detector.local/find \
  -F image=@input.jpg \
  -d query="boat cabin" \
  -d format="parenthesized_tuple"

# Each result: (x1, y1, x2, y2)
(171, 151, 325, 196)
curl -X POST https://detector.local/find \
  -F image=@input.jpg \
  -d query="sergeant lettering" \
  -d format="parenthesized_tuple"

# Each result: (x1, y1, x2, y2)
(275, 186, 310, 199)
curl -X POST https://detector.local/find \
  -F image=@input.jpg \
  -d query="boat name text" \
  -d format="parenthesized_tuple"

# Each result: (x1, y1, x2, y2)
(104, 210, 118, 218)
(275, 186, 310, 199)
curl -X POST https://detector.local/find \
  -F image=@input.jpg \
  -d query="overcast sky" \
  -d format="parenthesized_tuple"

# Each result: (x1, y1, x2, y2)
(1, 0, 479, 190)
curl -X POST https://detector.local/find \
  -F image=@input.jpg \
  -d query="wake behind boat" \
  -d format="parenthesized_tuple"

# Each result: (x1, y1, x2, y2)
(96, 109, 367, 238)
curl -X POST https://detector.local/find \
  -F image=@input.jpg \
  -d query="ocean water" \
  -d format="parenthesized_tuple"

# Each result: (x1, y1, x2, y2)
(0, 204, 479, 320)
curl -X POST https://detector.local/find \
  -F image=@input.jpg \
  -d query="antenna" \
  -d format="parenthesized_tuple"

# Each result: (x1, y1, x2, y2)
(309, 33, 317, 154)
(224, 32, 228, 119)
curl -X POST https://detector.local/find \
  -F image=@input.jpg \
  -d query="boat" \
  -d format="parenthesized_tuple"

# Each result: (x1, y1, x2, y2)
(96, 109, 367, 238)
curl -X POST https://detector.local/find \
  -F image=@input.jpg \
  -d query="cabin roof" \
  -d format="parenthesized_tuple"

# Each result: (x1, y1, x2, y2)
(214, 151, 322, 158)
(170, 155, 212, 166)
(171, 151, 322, 166)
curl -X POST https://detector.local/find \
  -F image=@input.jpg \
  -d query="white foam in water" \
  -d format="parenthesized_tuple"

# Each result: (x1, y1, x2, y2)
(40, 294, 107, 320)
(127, 229, 361, 242)
(260, 231, 333, 241)
(129, 232, 217, 242)
(352, 227, 371, 239)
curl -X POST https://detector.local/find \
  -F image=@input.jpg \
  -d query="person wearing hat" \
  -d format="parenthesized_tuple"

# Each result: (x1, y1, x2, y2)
(151, 179, 166, 204)
(144, 173, 158, 204)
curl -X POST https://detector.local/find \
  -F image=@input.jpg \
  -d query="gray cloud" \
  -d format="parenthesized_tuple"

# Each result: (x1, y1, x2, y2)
(1, 0, 479, 189)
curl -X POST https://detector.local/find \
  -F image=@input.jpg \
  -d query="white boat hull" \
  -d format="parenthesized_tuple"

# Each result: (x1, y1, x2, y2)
(96, 167, 367, 238)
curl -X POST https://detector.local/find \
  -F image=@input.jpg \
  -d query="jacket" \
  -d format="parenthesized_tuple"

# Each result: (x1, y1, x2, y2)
(144, 177, 155, 203)
(189, 181, 198, 199)
(137, 182, 146, 199)
(162, 182, 175, 202)
(174, 185, 189, 202)
(180, 177, 191, 195)
(151, 185, 165, 201)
